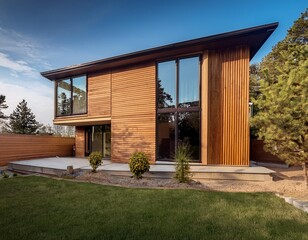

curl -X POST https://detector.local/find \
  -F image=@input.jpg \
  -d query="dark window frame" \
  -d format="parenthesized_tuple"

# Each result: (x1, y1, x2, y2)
(55, 74, 88, 117)
(156, 55, 201, 162)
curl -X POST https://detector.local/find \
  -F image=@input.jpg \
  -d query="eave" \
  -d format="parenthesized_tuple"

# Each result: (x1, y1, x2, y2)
(41, 22, 278, 81)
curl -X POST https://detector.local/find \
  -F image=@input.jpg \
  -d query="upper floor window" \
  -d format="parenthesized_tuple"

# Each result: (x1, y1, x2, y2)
(157, 57, 200, 110)
(56, 75, 87, 116)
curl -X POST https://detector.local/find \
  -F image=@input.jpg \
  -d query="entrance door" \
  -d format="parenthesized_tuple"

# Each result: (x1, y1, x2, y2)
(85, 125, 111, 158)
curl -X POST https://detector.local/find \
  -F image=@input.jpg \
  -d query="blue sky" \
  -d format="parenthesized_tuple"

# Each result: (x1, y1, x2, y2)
(0, 0, 306, 124)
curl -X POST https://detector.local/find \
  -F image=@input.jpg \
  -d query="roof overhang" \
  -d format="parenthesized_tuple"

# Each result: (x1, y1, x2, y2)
(41, 22, 278, 81)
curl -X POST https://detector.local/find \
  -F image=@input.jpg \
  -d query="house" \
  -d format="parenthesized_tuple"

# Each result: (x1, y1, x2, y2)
(41, 23, 278, 166)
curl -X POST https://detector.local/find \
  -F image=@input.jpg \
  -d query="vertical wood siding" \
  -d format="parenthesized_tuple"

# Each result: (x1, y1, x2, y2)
(201, 51, 209, 164)
(207, 46, 250, 165)
(88, 71, 111, 117)
(75, 126, 85, 157)
(111, 63, 156, 163)
(0, 134, 75, 166)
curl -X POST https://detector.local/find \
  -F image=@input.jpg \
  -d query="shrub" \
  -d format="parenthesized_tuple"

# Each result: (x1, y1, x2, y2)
(174, 143, 192, 183)
(88, 151, 103, 173)
(129, 152, 150, 179)
(1, 171, 9, 178)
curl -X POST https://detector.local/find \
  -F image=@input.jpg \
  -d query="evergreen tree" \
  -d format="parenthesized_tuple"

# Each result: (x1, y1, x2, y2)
(252, 10, 308, 187)
(249, 63, 261, 101)
(7, 99, 39, 134)
(0, 94, 8, 119)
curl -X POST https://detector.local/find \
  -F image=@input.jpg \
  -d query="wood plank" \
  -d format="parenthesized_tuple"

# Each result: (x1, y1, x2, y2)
(0, 134, 75, 166)
(75, 127, 85, 157)
(207, 46, 250, 166)
(111, 63, 156, 163)
(201, 51, 208, 164)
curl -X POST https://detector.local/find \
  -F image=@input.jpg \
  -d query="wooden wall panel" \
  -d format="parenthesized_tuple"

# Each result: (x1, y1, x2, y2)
(75, 126, 85, 157)
(201, 51, 208, 164)
(208, 50, 223, 164)
(88, 71, 111, 117)
(207, 46, 250, 166)
(0, 134, 75, 166)
(111, 63, 156, 163)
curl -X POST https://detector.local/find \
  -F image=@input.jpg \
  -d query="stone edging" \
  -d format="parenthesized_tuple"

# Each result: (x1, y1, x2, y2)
(275, 193, 308, 213)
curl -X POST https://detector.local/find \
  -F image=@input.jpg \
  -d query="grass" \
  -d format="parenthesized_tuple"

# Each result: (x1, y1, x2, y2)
(0, 176, 307, 240)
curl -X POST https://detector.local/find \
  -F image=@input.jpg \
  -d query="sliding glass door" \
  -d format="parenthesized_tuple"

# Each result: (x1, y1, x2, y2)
(85, 125, 111, 158)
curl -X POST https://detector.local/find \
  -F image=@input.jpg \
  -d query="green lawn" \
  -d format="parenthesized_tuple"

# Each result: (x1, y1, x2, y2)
(0, 176, 307, 240)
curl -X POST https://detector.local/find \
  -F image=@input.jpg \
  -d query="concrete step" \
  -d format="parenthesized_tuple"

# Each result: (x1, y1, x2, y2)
(8, 162, 69, 176)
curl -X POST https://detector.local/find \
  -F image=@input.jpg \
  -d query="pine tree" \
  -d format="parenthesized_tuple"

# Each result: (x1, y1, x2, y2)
(7, 99, 39, 134)
(0, 94, 8, 119)
(249, 63, 261, 101)
(252, 10, 308, 187)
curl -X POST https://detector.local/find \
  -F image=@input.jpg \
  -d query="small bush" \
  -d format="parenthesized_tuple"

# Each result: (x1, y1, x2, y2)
(129, 152, 150, 179)
(1, 171, 9, 178)
(88, 151, 103, 173)
(174, 143, 192, 183)
(13, 173, 18, 177)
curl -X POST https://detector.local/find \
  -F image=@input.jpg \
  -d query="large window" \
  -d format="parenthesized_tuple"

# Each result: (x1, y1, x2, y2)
(56, 75, 87, 116)
(157, 56, 200, 161)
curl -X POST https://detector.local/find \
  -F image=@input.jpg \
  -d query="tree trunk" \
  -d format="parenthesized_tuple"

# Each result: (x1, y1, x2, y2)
(303, 162, 308, 188)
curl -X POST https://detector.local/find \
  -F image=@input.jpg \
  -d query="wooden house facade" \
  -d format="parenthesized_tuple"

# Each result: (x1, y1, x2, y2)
(41, 23, 278, 165)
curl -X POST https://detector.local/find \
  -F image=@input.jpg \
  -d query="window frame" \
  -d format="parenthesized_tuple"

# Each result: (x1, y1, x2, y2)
(55, 74, 88, 117)
(156, 55, 201, 162)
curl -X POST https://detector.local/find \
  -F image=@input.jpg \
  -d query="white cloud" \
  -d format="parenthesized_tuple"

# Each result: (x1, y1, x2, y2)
(0, 52, 39, 78)
(0, 26, 55, 125)
(0, 81, 54, 125)
(0, 27, 52, 71)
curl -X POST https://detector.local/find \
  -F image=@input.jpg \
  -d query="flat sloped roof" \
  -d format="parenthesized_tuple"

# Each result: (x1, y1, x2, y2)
(41, 22, 278, 80)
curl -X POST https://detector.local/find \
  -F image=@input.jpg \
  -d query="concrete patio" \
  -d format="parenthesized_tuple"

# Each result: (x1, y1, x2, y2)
(8, 157, 275, 181)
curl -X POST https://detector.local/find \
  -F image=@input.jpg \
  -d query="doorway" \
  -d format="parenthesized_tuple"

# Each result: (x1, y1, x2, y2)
(85, 125, 111, 158)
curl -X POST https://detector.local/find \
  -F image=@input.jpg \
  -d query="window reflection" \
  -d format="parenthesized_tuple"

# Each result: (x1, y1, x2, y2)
(178, 112, 200, 161)
(157, 113, 175, 159)
(157, 56, 200, 161)
(157, 61, 176, 108)
(178, 57, 199, 108)
(57, 79, 71, 115)
(56, 75, 87, 116)
(72, 76, 86, 114)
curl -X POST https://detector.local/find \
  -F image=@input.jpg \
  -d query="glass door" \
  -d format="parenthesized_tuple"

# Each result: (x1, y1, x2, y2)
(102, 125, 111, 158)
(85, 125, 111, 158)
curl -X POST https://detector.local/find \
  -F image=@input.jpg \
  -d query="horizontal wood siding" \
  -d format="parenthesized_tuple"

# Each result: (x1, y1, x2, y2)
(88, 71, 111, 117)
(111, 63, 156, 163)
(0, 134, 75, 166)
(75, 126, 85, 157)
(54, 71, 111, 125)
(208, 46, 250, 165)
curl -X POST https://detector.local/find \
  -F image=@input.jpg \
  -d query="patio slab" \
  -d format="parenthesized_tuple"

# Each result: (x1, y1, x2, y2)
(8, 157, 274, 181)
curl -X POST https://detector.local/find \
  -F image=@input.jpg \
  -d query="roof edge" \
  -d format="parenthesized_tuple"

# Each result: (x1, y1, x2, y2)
(41, 22, 278, 80)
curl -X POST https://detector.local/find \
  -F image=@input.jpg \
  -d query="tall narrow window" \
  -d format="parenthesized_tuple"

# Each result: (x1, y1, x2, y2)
(56, 75, 87, 116)
(57, 79, 71, 116)
(157, 60, 176, 108)
(157, 56, 200, 161)
(157, 113, 175, 159)
(72, 76, 87, 114)
(178, 57, 199, 108)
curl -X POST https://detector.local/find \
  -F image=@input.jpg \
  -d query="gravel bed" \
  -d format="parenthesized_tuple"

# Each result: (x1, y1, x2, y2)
(76, 165, 308, 200)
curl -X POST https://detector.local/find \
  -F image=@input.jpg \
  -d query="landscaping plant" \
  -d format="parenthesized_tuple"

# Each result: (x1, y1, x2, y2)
(174, 142, 192, 183)
(129, 151, 150, 179)
(251, 10, 308, 187)
(88, 151, 103, 173)
(1, 171, 9, 178)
